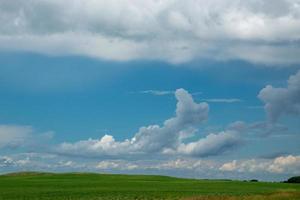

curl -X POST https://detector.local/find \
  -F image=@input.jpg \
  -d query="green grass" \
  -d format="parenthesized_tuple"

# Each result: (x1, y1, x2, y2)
(0, 172, 299, 200)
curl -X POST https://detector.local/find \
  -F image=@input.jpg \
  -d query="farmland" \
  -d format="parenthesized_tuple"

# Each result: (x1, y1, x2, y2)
(0, 172, 299, 200)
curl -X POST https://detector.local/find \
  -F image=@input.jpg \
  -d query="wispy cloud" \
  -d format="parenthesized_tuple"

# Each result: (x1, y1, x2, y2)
(137, 90, 202, 96)
(202, 98, 242, 103)
(139, 90, 174, 96)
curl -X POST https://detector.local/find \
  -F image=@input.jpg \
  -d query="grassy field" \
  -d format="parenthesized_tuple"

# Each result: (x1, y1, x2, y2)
(0, 172, 299, 200)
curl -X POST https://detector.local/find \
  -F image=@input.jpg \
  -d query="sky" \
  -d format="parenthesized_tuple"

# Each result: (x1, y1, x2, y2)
(0, 0, 300, 181)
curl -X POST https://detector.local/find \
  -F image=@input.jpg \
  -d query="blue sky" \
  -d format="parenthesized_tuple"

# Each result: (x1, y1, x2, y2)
(0, 0, 300, 181)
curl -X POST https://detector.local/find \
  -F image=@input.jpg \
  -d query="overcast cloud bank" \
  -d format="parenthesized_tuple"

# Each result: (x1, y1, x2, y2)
(1, 0, 300, 64)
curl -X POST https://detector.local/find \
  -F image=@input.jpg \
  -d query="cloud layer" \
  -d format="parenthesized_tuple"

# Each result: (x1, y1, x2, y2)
(1, 0, 300, 64)
(1, 153, 299, 181)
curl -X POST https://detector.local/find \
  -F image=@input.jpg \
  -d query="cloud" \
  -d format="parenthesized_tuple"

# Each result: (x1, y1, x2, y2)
(227, 121, 248, 132)
(139, 90, 174, 96)
(0, 125, 32, 148)
(0, 153, 87, 172)
(226, 120, 290, 137)
(59, 134, 132, 157)
(137, 90, 202, 96)
(57, 88, 241, 158)
(1, 0, 300, 65)
(96, 160, 138, 170)
(0, 155, 32, 169)
(0, 125, 54, 150)
(58, 89, 211, 156)
(2, 152, 299, 180)
(220, 155, 300, 175)
(268, 155, 300, 173)
(135, 88, 209, 152)
(175, 131, 241, 157)
(0, 156, 15, 167)
(211, 70, 300, 137)
(249, 121, 288, 136)
(219, 160, 237, 171)
(202, 98, 242, 103)
(258, 70, 300, 123)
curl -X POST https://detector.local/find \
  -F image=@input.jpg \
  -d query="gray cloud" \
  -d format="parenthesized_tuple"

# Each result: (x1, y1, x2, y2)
(258, 70, 300, 123)
(0, 0, 300, 64)
(57, 89, 240, 158)
(0, 125, 54, 150)
(226, 120, 289, 137)
(58, 89, 209, 156)
(0, 125, 32, 149)
(222, 71, 300, 137)
(176, 131, 241, 157)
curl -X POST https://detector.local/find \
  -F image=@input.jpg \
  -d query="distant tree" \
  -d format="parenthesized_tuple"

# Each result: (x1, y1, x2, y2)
(250, 179, 258, 182)
(286, 176, 300, 183)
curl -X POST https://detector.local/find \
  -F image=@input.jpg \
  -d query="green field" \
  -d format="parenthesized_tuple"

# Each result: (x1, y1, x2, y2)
(0, 172, 299, 200)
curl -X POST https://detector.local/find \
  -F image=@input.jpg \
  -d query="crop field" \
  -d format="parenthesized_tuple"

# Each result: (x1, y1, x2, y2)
(0, 172, 299, 200)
